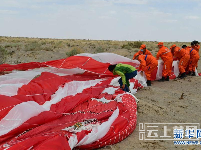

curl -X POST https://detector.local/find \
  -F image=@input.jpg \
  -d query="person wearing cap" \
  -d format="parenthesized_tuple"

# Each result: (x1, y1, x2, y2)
(170, 44, 181, 60)
(133, 44, 152, 60)
(191, 40, 200, 68)
(192, 40, 200, 53)
(156, 42, 173, 81)
(173, 45, 190, 78)
(134, 55, 158, 86)
(108, 63, 137, 92)
(188, 42, 200, 76)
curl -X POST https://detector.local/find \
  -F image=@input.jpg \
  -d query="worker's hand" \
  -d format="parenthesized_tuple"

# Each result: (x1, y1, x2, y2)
(122, 84, 125, 89)
(140, 71, 143, 76)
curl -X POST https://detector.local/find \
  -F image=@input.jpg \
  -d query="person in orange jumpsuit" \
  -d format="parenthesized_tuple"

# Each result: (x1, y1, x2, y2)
(135, 54, 158, 86)
(170, 44, 181, 60)
(156, 42, 173, 81)
(173, 45, 190, 78)
(192, 40, 200, 52)
(191, 40, 200, 68)
(188, 43, 200, 76)
(133, 44, 152, 60)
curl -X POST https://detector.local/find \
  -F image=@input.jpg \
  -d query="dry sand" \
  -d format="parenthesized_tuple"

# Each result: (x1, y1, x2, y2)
(1, 37, 201, 150)
(101, 76, 201, 150)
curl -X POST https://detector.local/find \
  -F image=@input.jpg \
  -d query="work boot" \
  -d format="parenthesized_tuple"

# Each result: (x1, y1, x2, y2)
(188, 71, 192, 76)
(180, 72, 187, 79)
(147, 80, 151, 86)
(158, 77, 165, 82)
(192, 72, 196, 76)
(165, 76, 169, 81)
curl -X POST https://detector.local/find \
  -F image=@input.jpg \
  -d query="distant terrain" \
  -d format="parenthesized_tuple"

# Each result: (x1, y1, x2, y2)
(0, 36, 192, 66)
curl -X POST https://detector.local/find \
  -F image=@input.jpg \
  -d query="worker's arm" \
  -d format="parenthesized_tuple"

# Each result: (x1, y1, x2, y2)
(156, 50, 161, 60)
(139, 59, 147, 72)
(133, 52, 139, 60)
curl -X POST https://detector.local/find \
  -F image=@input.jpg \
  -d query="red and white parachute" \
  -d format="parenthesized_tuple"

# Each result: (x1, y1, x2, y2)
(0, 53, 191, 149)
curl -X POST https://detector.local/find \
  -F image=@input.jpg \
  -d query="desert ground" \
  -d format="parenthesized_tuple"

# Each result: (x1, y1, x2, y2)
(0, 37, 201, 150)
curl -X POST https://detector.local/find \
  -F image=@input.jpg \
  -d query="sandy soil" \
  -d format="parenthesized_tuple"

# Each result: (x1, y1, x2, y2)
(100, 76, 201, 150)
(1, 38, 201, 150)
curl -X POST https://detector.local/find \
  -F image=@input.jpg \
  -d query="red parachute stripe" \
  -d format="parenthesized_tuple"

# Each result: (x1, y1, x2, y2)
(0, 55, 139, 149)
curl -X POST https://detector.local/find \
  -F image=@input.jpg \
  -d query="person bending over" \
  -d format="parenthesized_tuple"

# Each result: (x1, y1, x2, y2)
(135, 55, 158, 86)
(108, 63, 137, 92)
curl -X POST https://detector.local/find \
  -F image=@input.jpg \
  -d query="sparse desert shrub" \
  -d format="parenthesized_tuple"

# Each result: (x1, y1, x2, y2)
(42, 46, 53, 51)
(95, 47, 105, 53)
(122, 41, 143, 49)
(133, 49, 139, 53)
(4, 43, 21, 48)
(11, 39, 21, 43)
(112, 49, 130, 57)
(48, 41, 55, 45)
(123, 45, 132, 50)
(66, 47, 83, 57)
(4, 44, 13, 48)
(132, 41, 143, 48)
(40, 41, 47, 45)
(66, 43, 71, 47)
(25, 41, 42, 51)
(54, 41, 64, 49)
(0, 46, 7, 64)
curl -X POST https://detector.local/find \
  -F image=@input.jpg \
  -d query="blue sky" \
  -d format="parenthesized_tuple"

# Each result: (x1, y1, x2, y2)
(0, 0, 201, 42)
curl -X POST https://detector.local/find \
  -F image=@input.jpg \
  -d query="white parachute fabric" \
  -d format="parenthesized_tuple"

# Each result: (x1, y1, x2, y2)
(0, 52, 191, 149)
(77, 53, 140, 65)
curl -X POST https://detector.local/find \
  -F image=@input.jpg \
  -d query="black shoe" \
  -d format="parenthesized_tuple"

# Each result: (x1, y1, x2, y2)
(147, 80, 151, 86)
(192, 72, 196, 76)
(165, 76, 169, 81)
(180, 73, 187, 79)
(158, 77, 165, 82)
(188, 71, 192, 76)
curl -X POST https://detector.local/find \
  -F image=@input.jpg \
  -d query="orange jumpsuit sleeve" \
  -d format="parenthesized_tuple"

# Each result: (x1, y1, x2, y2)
(133, 52, 139, 60)
(146, 50, 152, 55)
(156, 50, 162, 60)
(138, 58, 147, 72)
(194, 45, 200, 52)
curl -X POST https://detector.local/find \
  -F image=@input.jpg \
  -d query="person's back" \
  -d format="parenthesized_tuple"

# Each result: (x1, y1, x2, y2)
(108, 63, 137, 92)
(189, 47, 199, 59)
(113, 63, 136, 75)
(138, 55, 157, 68)
(156, 46, 172, 61)
(156, 42, 173, 81)
(173, 47, 182, 60)
(136, 55, 158, 86)
(174, 47, 189, 60)
(175, 45, 190, 78)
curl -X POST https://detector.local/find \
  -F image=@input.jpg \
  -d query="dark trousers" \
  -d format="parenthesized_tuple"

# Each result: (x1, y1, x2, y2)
(118, 70, 137, 92)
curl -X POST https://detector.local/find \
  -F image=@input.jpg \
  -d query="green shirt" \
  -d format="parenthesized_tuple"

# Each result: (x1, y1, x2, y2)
(113, 63, 136, 86)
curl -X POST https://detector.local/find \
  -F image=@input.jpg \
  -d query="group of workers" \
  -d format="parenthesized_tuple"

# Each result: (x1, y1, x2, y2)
(108, 40, 200, 92)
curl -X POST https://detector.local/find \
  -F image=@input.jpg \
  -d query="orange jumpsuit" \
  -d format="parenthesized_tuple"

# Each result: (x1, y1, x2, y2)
(156, 46, 173, 77)
(138, 55, 158, 80)
(133, 49, 152, 60)
(192, 45, 200, 53)
(171, 47, 180, 61)
(192, 45, 200, 68)
(188, 47, 200, 72)
(174, 48, 190, 74)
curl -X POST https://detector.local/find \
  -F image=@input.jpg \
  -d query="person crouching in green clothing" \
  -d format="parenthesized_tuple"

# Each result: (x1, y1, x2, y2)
(108, 63, 137, 92)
